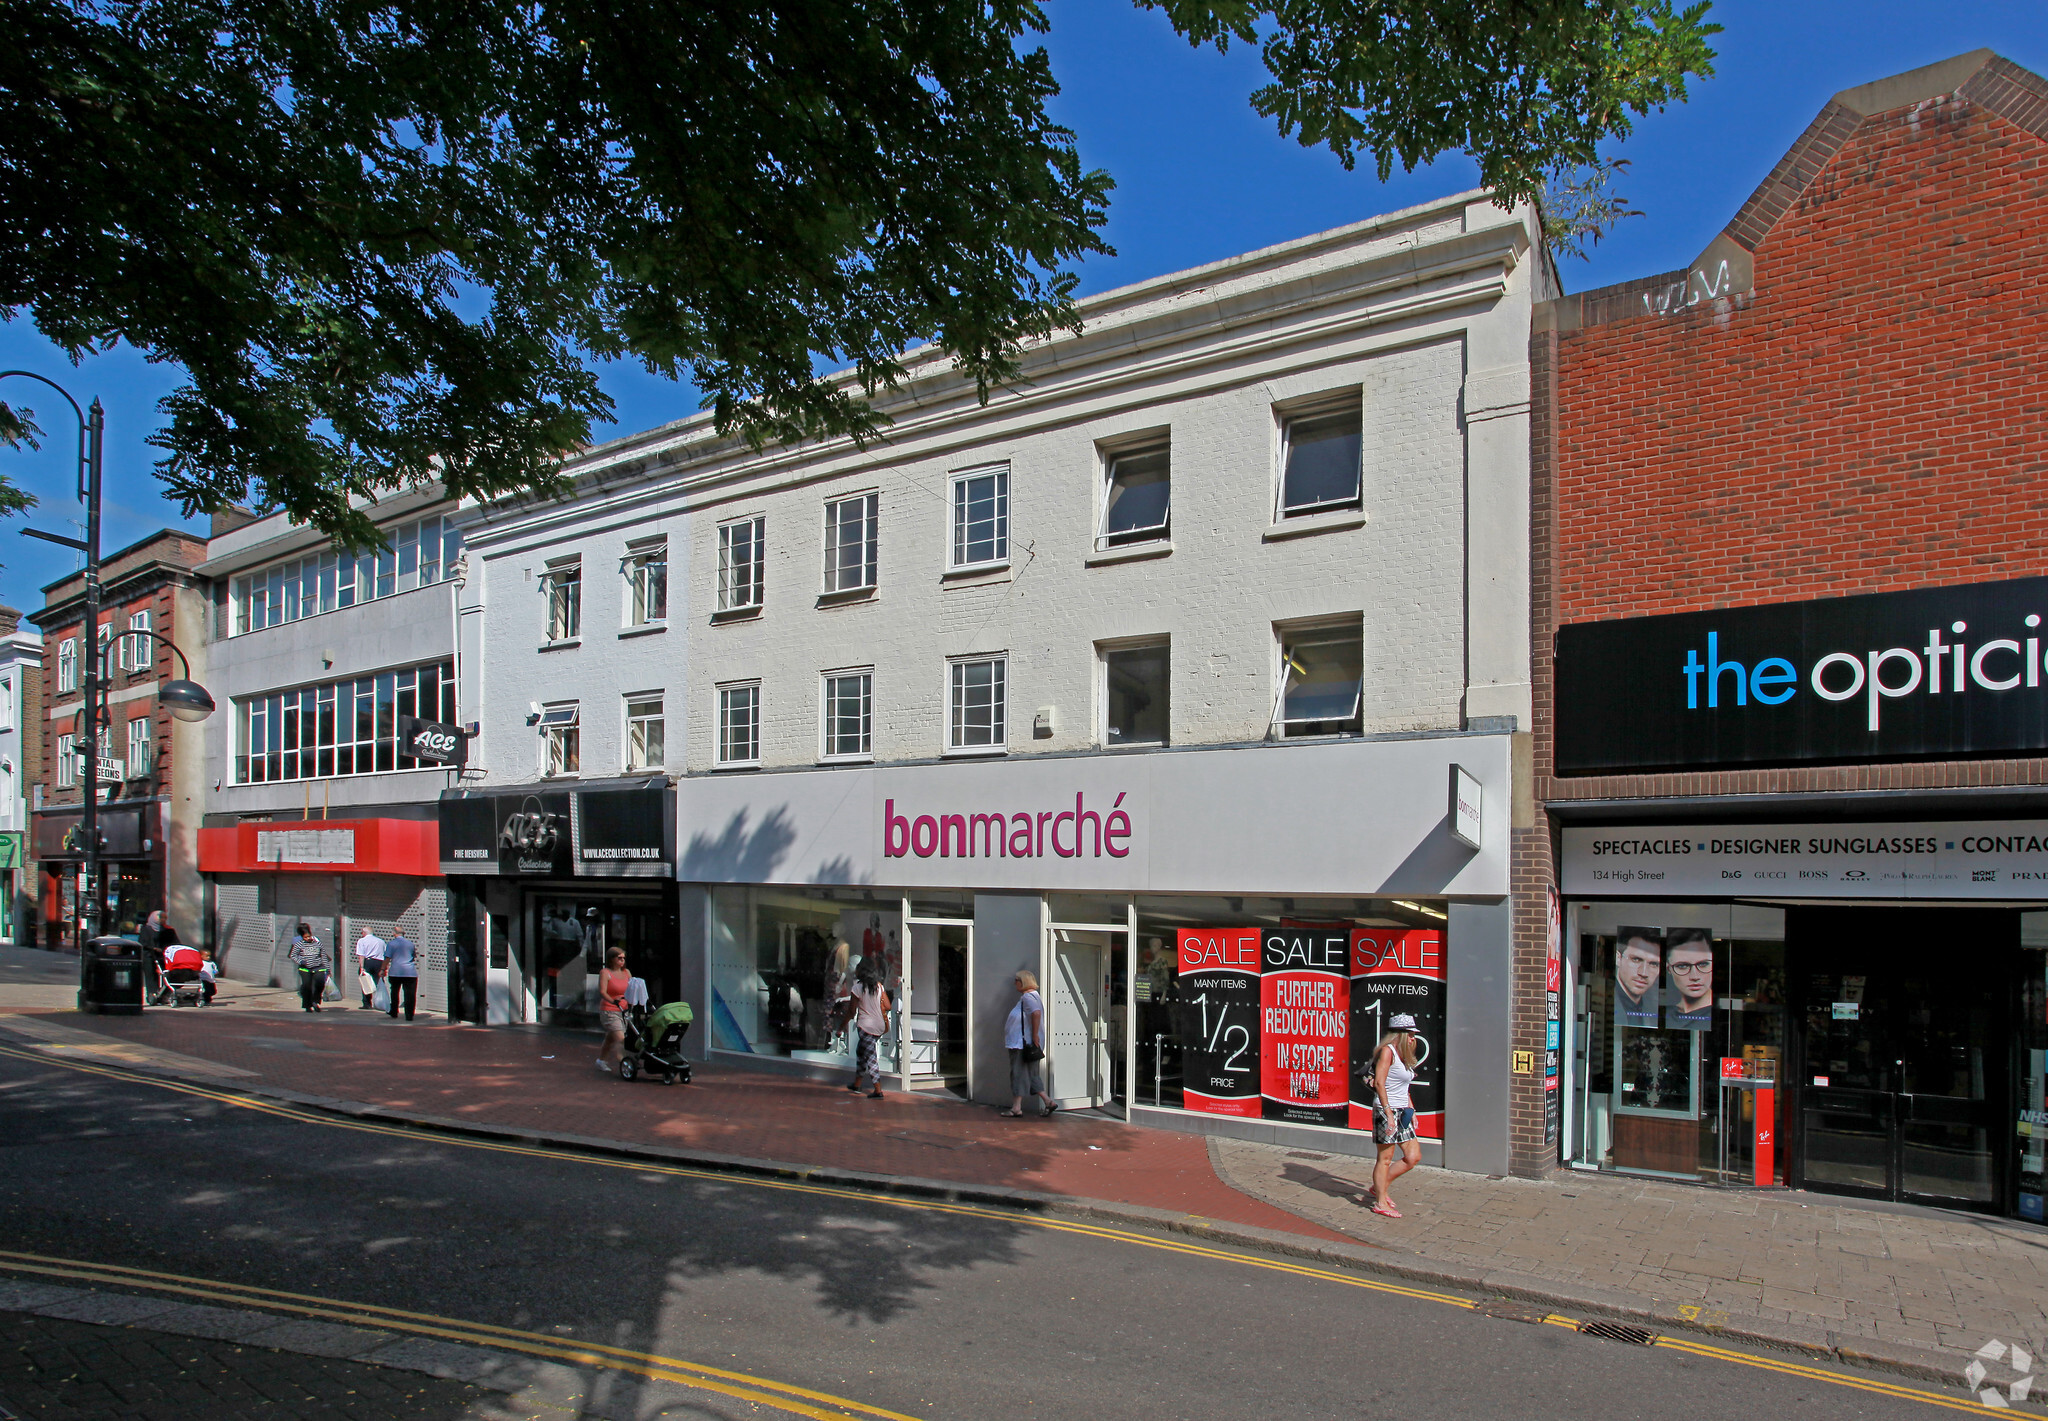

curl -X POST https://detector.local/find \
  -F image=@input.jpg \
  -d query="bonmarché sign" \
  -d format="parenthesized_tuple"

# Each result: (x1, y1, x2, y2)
(1556, 577, 2048, 774)
(882, 793, 1133, 860)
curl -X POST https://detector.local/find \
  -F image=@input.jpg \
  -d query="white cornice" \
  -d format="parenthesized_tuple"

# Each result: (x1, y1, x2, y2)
(461, 207, 1530, 551)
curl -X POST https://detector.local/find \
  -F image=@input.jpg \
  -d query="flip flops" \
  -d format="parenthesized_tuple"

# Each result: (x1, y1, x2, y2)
(999, 1108, 1026, 1117)
(1371, 1202, 1403, 1218)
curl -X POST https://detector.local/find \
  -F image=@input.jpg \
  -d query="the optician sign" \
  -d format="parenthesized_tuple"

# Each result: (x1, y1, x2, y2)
(1555, 577, 2048, 774)
(1560, 820, 2048, 899)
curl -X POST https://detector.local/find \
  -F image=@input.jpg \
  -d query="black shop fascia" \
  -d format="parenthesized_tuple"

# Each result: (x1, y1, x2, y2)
(436, 777, 674, 880)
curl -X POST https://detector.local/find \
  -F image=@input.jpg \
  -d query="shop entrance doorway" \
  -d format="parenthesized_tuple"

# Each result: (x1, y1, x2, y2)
(901, 905, 972, 1097)
(1792, 907, 2012, 1212)
(1050, 928, 1119, 1110)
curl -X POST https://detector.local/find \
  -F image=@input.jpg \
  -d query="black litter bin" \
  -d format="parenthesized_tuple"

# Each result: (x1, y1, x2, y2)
(79, 935, 146, 1015)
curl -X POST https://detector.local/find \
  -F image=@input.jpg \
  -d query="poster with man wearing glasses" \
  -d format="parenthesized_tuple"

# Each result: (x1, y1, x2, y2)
(1613, 928, 1664, 1029)
(1664, 928, 1715, 1030)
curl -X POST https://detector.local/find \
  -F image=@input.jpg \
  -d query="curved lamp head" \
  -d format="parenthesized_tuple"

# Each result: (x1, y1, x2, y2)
(159, 679, 216, 723)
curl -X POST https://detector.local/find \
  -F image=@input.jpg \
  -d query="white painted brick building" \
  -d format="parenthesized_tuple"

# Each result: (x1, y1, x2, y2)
(451, 191, 1550, 1175)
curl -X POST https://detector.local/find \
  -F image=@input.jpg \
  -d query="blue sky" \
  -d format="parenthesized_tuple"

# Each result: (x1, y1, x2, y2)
(3, 0, 2043, 612)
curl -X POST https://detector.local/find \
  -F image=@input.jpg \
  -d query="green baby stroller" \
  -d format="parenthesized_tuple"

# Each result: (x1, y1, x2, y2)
(620, 1001, 693, 1084)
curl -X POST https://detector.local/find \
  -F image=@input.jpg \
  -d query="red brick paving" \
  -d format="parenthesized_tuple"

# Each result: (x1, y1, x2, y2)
(31, 1007, 1350, 1244)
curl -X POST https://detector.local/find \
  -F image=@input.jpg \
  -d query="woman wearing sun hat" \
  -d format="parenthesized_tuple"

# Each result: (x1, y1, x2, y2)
(1367, 1014, 1424, 1218)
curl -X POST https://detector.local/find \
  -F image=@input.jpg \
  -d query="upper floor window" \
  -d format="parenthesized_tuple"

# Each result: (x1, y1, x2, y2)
(539, 701, 580, 777)
(56, 732, 76, 788)
(625, 694, 665, 770)
(1277, 621, 1364, 737)
(948, 655, 1006, 751)
(718, 682, 761, 766)
(235, 659, 456, 784)
(118, 610, 151, 673)
(56, 638, 77, 695)
(718, 517, 766, 612)
(544, 558, 582, 642)
(950, 465, 1008, 569)
(1279, 396, 1364, 518)
(821, 669, 873, 760)
(1102, 642, 1169, 747)
(0, 675, 11, 730)
(824, 493, 878, 594)
(624, 539, 667, 627)
(126, 716, 153, 778)
(231, 513, 462, 635)
(1098, 441, 1170, 550)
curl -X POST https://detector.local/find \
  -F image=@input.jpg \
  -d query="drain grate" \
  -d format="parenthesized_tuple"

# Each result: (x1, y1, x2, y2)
(1285, 1151, 1330, 1161)
(1578, 1320, 1657, 1346)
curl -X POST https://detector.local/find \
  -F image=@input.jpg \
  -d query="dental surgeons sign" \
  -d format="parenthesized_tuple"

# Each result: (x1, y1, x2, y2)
(1560, 821, 2048, 900)
(1555, 577, 2048, 774)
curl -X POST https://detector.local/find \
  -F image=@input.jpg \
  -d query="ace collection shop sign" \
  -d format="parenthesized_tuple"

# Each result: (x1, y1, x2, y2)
(1555, 577, 2048, 774)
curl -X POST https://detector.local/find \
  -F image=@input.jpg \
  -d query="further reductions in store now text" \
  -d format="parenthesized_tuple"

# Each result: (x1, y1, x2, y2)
(1174, 929, 1261, 1116)
(1348, 928, 1446, 1137)
(1260, 927, 1350, 1126)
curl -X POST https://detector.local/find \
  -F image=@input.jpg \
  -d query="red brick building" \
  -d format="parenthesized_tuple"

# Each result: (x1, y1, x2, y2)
(1526, 51, 2048, 1218)
(31, 529, 210, 947)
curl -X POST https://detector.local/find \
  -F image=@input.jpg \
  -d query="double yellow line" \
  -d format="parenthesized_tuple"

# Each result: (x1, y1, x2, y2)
(0, 1039, 1992, 1415)
(0, 1246, 911, 1421)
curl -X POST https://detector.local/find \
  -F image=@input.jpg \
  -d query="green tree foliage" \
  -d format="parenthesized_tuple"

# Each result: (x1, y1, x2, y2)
(1, 0, 1112, 544)
(2, 1, 1716, 543)
(1145, 1, 1717, 221)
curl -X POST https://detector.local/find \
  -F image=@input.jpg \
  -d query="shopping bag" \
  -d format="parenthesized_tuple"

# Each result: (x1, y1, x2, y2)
(359, 968, 375, 997)
(373, 977, 390, 1013)
(322, 973, 343, 1003)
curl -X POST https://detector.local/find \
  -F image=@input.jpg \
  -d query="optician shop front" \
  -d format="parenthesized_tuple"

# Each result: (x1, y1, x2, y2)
(670, 735, 1519, 1174)
(1551, 577, 2048, 1221)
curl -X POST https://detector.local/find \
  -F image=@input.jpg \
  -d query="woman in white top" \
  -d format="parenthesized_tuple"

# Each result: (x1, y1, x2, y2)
(1368, 1013, 1423, 1218)
(842, 956, 890, 1098)
(1002, 970, 1059, 1118)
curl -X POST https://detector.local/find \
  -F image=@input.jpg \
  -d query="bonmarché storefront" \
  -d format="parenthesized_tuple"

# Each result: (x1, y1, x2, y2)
(1551, 576, 2048, 1220)
(670, 734, 1521, 1175)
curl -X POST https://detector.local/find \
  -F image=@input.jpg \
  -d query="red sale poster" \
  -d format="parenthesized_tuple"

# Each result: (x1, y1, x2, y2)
(1173, 929, 1262, 1117)
(1349, 928, 1446, 1136)
(1259, 927, 1350, 1126)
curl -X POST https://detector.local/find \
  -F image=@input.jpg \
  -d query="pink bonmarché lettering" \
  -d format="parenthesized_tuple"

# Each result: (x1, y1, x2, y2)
(884, 794, 1131, 859)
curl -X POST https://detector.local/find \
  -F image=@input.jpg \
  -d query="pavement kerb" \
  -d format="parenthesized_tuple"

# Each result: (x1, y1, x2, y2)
(5, 1035, 1978, 1393)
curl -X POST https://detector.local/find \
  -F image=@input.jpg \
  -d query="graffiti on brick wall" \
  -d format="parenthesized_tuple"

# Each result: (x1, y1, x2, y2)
(1640, 258, 1747, 318)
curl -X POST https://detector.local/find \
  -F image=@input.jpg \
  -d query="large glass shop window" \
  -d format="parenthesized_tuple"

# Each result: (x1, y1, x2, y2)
(2018, 915, 2048, 1222)
(709, 887, 909, 1067)
(528, 894, 675, 1023)
(1132, 896, 1449, 1137)
(1569, 902, 1786, 1182)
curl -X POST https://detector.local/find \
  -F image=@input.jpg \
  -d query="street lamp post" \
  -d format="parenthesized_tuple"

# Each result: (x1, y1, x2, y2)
(4, 372, 105, 945)
(6, 373, 213, 961)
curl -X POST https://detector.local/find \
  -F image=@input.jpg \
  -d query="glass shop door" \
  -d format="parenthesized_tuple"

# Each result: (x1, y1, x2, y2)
(1793, 907, 2010, 1212)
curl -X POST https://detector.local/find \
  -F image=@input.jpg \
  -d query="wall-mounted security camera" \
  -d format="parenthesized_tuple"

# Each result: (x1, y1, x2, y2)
(524, 701, 542, 727)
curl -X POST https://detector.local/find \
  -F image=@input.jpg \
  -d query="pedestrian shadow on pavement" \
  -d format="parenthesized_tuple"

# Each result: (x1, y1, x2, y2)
(1279, 1159, 1376, 1209)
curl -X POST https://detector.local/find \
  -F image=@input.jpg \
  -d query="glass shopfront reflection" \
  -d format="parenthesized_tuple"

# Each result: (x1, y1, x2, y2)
(710, 886, 910, 1069)
(1569, 899, 2035, 1217)
(1569, 902, 1787, 1184)
(525, 891, 676, 1024)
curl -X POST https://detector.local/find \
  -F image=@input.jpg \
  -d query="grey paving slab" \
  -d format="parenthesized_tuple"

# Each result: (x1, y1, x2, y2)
(241, 1318, 401, 1359)
(1209, 1135, 2048, 1368)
